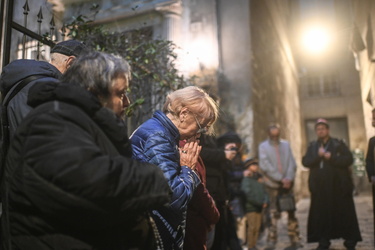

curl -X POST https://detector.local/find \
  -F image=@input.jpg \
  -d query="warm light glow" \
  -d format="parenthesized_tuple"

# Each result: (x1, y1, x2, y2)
(182, 38, 218, 73)
(301, 27, 331, 54)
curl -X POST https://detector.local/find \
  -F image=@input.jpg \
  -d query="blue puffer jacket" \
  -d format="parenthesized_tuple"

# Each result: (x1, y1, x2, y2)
(130, 110, 201, 250)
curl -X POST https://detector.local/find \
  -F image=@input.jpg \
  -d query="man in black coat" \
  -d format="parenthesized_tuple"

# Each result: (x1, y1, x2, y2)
(0, 40, 88, 138)
(1, 52, 171, 250)
(302, 118, 361, 250)
(365, 108, 375, 183)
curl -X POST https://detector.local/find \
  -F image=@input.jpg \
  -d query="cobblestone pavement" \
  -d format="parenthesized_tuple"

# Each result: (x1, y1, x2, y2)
(245, 194, 374, 250)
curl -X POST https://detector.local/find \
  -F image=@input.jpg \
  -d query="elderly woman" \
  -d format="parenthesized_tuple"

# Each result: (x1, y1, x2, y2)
(130, 86, 219, 249)
(1, 52, 171, 250)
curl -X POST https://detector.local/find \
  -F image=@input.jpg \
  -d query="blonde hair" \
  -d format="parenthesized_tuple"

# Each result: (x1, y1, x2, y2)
(163, 86, 219, 134)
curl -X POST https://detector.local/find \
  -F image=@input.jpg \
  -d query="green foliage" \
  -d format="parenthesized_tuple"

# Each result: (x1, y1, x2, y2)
(64, 4, 190, 128)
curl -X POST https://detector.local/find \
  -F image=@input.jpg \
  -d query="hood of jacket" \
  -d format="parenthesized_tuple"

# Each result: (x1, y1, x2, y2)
(0, 59, 62, 96)
(28, 81, 132, 157)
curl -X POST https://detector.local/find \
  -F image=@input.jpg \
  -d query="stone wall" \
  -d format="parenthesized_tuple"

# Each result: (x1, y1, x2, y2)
(352, 0, 375, 145)
(298, 0, 370, 194)
(245, 0, 305, 197)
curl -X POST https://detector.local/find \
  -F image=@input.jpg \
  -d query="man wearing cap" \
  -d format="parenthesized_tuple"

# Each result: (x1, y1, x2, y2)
(0, 40, 88, 138)
(258, 123, 302, 250)
(302, 118, 362, 250)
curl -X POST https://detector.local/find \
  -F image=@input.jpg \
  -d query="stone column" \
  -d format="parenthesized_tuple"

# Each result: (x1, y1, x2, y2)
(156, 1, 182, 44)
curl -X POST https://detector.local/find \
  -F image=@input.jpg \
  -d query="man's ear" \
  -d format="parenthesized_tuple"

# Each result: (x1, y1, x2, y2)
(65, 56, 76, 69)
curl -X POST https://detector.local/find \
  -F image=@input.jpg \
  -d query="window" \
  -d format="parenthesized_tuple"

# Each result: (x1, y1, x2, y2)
(306, 72, 340, 97)
(16, 39, 50, 61)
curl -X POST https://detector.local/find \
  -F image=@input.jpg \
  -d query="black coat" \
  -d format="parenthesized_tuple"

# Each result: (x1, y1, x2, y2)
(365, 136, 375, 181)
(0, 59, 62, 137)
(1, 81, 171, 250)
(302, 137, 362, 243)
(199, 135, 229, 203)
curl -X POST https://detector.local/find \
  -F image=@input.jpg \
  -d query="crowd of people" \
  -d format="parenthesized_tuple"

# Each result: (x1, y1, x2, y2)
(0, 39, 367, 250)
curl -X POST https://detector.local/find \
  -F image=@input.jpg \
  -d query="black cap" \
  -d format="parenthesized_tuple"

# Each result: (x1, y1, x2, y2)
(244, 158, 259, 168)
(51, 40, 88, 57)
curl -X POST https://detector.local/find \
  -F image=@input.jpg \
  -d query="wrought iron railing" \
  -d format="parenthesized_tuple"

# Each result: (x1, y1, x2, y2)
(1, 0, 68, 68)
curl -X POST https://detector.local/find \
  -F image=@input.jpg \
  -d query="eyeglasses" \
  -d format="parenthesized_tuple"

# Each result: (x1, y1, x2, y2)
(193, 114, 208, 134)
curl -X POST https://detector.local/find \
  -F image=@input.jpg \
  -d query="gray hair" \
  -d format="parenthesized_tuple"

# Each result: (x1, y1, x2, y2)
(61, 51, 131, 100)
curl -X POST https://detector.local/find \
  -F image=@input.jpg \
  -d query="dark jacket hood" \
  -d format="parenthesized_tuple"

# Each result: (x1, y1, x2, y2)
(0, 59, 61, 96)
(28, 81, 102, 116)
(28, 81, 132, 157)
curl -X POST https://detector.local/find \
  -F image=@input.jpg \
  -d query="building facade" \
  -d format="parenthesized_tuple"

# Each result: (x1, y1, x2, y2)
(297, 0, 370, 193)
(59, 0, 375, 195)
(351, 0, 375, 144)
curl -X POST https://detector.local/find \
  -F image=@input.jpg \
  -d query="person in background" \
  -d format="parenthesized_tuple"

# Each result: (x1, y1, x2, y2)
(200, 131, 243, 250)
(1, 51, 171, 250)
(0, 40, 88, 138)
(217, 132, 246, 248)
(181, 140, 220, 250)
(258, 123, 302, 250)
(241, 158, 269, 250)
(131, 86, 219, 249)
(365, 108, 375, 245)
(302, 118, 362, 250)
(351, 148, 366, 195)
(365, 108, 375, 184)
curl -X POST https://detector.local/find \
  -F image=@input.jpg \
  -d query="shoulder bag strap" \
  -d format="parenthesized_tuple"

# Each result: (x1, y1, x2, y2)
(0, 74, 44, 250)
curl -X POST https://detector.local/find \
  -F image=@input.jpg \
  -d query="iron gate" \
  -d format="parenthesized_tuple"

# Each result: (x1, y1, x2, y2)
(0, 0, 67, 69)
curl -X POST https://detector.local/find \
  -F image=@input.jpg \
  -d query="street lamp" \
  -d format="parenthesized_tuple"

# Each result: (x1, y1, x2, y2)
(301, 26, 332, 55)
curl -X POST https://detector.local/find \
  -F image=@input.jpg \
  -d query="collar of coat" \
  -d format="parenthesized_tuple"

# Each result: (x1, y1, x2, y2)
(27, 81, 132, 157)
(0, 59, 62, 97)
(153, 110, 180, 142)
